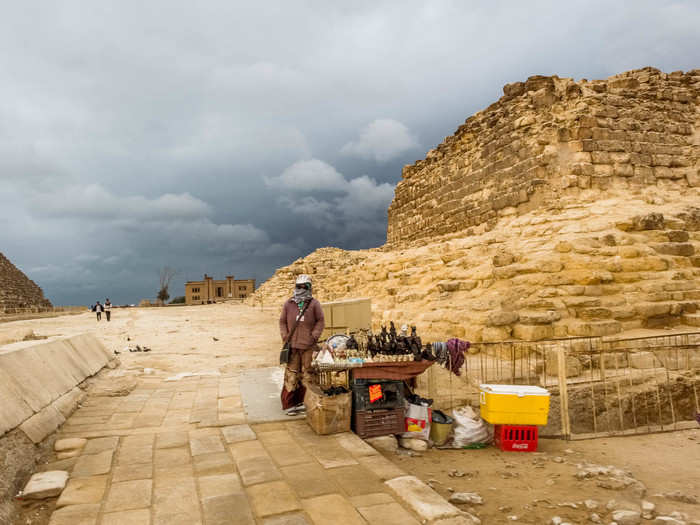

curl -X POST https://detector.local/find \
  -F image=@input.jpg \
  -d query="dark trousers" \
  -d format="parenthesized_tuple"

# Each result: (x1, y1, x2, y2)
(106, 311, 111, 321)
(96, 312, 101, 321)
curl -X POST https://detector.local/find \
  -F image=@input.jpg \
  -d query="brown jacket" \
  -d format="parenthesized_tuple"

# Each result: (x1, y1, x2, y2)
(279, 298, 324, 350)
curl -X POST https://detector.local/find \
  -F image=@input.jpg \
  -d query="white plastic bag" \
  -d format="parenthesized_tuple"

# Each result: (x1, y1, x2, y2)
(401, 402, 432, 440)
(317, 348, 334, 364)
(450, 406, 493, 448)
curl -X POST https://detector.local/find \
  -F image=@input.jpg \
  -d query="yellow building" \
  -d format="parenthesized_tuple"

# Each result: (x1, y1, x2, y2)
(185, 274, 255, 305)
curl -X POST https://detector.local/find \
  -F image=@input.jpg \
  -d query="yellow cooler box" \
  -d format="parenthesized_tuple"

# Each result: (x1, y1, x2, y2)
(479, 384, 550, 425)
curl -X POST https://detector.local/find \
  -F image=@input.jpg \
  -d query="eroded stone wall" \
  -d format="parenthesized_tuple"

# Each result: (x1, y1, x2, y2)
(388, 67, 700, 245)
(0, 253, 52, 313)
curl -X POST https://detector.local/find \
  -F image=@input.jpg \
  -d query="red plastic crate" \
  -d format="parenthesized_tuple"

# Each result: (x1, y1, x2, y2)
(494, 424, 538, 452)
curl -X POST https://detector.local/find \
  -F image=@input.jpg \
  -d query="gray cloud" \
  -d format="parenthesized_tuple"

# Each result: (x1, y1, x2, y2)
(270, 158, 395, 245)
(1, 1, 699, 305)
(341, 119, 419, 162)
(265, 159, 348, 193)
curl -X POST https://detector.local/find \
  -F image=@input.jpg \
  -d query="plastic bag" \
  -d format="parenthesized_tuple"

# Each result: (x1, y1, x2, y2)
(450, 406, 493, 448)
(316, 348, 334, 364)
(401, 402, 432, 440)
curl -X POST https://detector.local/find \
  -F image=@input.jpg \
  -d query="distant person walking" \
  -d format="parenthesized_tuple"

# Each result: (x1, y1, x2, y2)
(278, 274, 324, 414)
(104, 298, 112, 322)
(93, 300, 104, 321)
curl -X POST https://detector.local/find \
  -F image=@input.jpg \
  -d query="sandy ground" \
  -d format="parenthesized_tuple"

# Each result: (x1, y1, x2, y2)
(2, 303, 282, 374)
(388, 431, 700, 523)
(2, 303, 699, 524)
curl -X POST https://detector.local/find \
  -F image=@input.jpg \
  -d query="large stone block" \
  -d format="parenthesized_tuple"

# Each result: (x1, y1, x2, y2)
(566, 320, 621, 337)
(634, 302, 672, 318)
(20, 471, 69, 499)
(20, 404, 66, 444)
(512, 324, 553, 341)
(652, 243, 695, 256)
(486, 310, 519, 326)
(0, 367, 34, 437)
(385, 476, 462, 522)
(0, 334, 110, 440)
(481, 326, 512, 342)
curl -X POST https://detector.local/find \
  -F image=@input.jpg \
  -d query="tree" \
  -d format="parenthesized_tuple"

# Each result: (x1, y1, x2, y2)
(157, 266, 178, 303)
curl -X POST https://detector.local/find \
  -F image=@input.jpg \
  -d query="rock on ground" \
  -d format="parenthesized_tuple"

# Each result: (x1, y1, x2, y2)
(19, 470, 68, 499)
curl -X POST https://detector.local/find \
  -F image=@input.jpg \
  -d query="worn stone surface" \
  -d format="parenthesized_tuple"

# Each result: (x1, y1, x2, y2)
(20, 404, 66, 443)
(153, 473, 201, 525)
(111, 462, 153, 482)
(246, 480, 301, 517)
(280, 462, 341, 498)
(189, 431, 225, 456)
(155, 431, 188, 449)
(103, 479, 153, 512)
(358, 455, 406, 481)
(56, 476, 108, 507)
(202, 493, 254, 525)
(327, 465, 386, 496)
(71, 450, 114, 478)
(261, 513, 311, 525)
(82, 436, 119, 455)
(54, 438, 87, 452)
(357, 502, 421, 525)
(47, 504, 100, 525)
(197, 473, 242, 500)
(221, 424, 256, 443)
(193, 451, 236, 476)
(302, 493, 367, 525)
(101, 509, 151, 525)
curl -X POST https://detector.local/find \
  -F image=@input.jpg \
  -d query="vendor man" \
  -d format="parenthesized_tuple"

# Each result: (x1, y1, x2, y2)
(279, 274, 324, 414)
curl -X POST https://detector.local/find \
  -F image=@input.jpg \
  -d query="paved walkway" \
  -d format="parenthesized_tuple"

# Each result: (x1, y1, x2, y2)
(41, 372, 471, 525)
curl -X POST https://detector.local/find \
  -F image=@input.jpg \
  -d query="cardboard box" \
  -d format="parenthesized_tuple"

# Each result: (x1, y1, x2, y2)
(304, 385, 351, 435)
(320, 298, 371, 340)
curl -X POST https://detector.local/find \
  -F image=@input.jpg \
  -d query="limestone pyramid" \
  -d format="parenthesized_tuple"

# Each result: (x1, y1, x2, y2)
(252, 67, 700, 342)
(0, 252, 52, 313)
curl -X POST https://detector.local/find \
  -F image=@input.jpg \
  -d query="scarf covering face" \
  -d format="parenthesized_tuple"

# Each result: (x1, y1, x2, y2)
(293, 284, 312, 305)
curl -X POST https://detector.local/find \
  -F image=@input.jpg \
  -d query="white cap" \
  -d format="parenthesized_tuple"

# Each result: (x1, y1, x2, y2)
(295, 274, 312, 285)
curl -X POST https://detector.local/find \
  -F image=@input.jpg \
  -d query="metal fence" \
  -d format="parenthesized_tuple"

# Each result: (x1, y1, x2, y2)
(419, 332, 700, 439)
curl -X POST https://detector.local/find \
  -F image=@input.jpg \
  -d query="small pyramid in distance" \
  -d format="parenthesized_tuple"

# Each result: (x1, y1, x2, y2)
(0, 252, 53, 313)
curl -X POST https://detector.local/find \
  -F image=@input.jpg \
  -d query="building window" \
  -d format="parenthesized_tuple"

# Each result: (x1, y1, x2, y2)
(239, 286, 246, 291)
(191, 287, 200, 293)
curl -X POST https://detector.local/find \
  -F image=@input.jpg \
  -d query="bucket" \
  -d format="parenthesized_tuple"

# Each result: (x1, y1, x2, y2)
(429, 410, 454, 446)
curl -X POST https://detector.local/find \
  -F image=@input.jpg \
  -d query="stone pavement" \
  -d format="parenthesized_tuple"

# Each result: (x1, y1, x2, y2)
(42, 373, 475, 525)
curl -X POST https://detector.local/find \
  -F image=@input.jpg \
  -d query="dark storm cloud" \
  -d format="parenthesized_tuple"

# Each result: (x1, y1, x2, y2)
(1, 1, 699, 305)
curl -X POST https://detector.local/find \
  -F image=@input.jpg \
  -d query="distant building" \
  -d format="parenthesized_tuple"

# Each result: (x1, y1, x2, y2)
(185, 274, 255, 305)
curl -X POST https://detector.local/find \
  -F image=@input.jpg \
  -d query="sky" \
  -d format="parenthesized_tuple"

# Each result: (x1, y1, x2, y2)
(1, 1, 699, 306)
